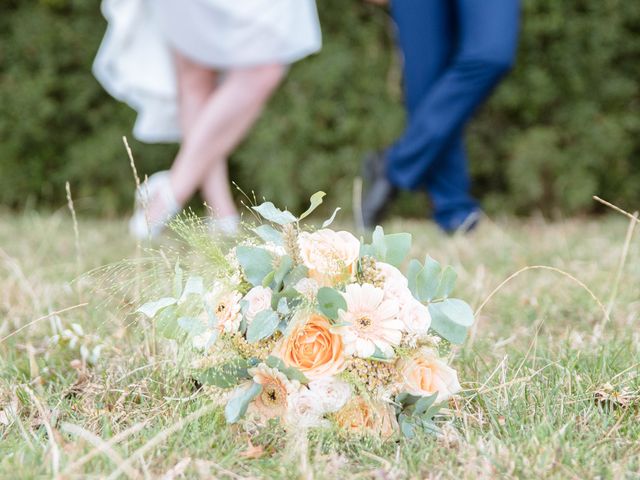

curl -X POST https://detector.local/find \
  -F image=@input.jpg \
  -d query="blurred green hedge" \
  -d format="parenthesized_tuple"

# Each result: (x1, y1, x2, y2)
(1, 0, 639, 217)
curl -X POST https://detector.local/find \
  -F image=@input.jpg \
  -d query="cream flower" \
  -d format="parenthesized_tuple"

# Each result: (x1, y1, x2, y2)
(242, 286, 273, 324)
(248, 363, 301, 420)
(397, 348, 461, 403)
(400, 298, 432, 336)
(377, 262, 413, 303)
(285, 387, 327, 428)
(298, 229, 360, 285)
(334, 396, 398, 438)
(206, 283, 242, 333)
(335, 283, 403, 358)
(308, 377, 352, 413)
(376, 262, 430, 336)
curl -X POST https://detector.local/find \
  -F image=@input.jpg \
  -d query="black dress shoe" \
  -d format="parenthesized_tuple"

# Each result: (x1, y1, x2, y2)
(360, 152, 397, 230)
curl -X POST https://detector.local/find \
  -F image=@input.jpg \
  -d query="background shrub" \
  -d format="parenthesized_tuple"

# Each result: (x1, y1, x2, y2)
(1, 0, 638, 217)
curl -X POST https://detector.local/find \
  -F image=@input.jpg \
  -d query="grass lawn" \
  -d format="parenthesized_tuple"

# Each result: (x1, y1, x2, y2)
(0, 211, 639, 479)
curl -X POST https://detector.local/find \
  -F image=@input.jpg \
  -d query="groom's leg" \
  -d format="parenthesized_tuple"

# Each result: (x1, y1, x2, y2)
(390, 0, 478, 230)
(390, 1, 455, 117)
(424, 136, 479, 231)
(387, 0, 520, 190)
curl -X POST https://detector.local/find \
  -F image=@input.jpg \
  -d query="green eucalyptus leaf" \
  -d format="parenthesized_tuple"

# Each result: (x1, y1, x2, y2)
(396, 392, 422, 408)
(265, 356, 309, 384)
(198, 358, 257, 388)
(414, 392, 439, 416)
(273, 255, 294, 288)
(317, 287, 347, 321)
(407, 259, 423, 298)
(382, 233, 412, 267)
(252, 224, 284, 245)
(246, 309, 279, 343)
(369, 346, 393, 361)
(361, 226, 411, 267)
(178, 276, 204, 304)
(359, 243, 375, 258)
(236, 246, 273, 286)
(419, 256, 442, 302)
(177, 316, 206, 337)
(156, 305, 181, 339)
(261, 270, 276, 288)
(434, 266, 457, 299)
(252, 202, 297, 225)
(299, 191, 326, 221)
(428, 298, 474, 344)
(399, 414, 416, 438)
(225, 382, 262, 423)
(371, 226, 387, 260)
(137, 297, 177, 319)
(283, 265, 309, 288)
(321, 207, 341, 228)
(271, 288, 300, 311)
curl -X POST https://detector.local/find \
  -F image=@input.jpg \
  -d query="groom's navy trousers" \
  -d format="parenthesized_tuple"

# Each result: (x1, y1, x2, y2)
(387, 0, 520, 230)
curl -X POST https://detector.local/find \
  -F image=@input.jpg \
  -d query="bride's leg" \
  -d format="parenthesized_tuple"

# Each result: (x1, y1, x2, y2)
(175, 52, 217, 133)
(201, 160, 237, 218)
(174, 53, 236, 220)
(136, 53, 217, 228)
(169, 64, 286, 208)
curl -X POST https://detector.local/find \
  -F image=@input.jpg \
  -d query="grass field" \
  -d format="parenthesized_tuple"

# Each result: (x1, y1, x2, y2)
(0, 210, 639, 479)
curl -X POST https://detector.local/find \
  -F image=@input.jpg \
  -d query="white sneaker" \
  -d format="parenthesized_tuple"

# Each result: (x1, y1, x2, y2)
(128, 171, 181, 240)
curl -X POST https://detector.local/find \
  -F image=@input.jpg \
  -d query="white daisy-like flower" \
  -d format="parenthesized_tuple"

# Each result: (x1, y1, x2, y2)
(335, 283, 404, 358)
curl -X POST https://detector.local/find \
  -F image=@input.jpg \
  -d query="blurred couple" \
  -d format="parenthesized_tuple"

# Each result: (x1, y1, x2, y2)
(94, 0, 520, 239)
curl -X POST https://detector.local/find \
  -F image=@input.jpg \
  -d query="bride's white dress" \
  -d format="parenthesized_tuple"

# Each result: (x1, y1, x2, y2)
(93, 0, 322, 143)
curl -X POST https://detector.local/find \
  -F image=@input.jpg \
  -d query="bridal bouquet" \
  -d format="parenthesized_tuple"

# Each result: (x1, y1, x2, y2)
(137, 193, 474, 438)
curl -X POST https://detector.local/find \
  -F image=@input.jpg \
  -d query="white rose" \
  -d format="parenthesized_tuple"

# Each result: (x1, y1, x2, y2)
(285, 388, 327, 428)
(308, 377, 352, 413)
(377, 262, 414, 304)
(399, 298, 432, 336)
(243, 286, 273, 324)
(298, 229, 360, 285)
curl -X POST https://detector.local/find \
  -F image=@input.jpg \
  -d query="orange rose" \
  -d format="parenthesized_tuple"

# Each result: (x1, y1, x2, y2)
(334, 396, 398, 438)
(398, 348, 461, 404)
(276, 313, 346, 380)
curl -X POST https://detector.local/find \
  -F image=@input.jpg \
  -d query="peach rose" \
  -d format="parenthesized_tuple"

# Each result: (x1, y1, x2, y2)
(276, 312, 346, 380)
(334, 396, 398, 438)
(397, 349, 461, 403)
(298, 229, 360, 285)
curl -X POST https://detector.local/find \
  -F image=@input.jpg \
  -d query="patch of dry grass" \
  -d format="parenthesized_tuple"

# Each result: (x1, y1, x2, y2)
(0, 210, 639, 479)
